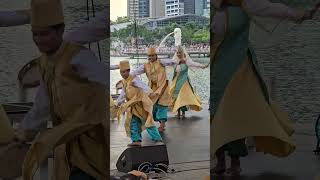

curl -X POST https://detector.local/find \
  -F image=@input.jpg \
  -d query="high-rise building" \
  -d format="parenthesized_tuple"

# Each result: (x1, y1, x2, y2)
(165, 0, 184, 17)
(127, 0, 150, 18)
(203, 0, 210, 17)
(183, 0, 195, 14)
(150, 0, 166, 18)
(195, 0, 204, 16)
(139, 0, 150, 17)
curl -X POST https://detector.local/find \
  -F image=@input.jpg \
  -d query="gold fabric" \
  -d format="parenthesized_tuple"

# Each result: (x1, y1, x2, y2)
(117, 75, 155, 136)
(110, 96, 118, 120)
(211, 56, 295, 158)
(0, 105, 14, 145)
(169, 76, 202, 113)
(119, 60, 130, 71)
(22, 42, 108, 180)
(31, 0, 64, 30)
(144, 60, 171, 106)
(0, 143, 30, 179)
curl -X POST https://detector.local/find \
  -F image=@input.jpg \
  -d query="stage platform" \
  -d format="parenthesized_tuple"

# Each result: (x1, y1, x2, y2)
(110, 105, 210, 180)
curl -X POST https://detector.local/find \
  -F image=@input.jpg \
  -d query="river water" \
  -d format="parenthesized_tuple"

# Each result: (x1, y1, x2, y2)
(251, 13, 320, 123)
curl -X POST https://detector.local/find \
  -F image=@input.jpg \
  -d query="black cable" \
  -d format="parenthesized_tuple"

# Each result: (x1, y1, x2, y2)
(91, 0, 96, 17)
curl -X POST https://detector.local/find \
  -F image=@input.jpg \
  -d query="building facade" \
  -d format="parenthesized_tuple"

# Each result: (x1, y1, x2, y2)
(195, 0, 204, 16)
(143, 14, 209, 30)
(165, 0, 184, 17)
(150, 0, 166, 18)
(183, 0, 195, 14)
(127, 0, 150, 18)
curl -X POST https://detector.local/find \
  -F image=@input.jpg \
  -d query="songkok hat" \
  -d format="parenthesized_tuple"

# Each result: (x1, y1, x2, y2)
(119, 61, 130, 71)
(31, 0, 64, 30)
(147, 47, 157, 55)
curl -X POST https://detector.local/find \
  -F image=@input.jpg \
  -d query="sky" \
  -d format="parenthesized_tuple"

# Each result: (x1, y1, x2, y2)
(110, 0, 127, 21)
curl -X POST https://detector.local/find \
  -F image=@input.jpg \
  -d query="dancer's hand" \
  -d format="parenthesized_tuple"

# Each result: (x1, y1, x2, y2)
(149, 92, 157, 99)
(13, 130, 27, 143)
(128, 170, 148, 180)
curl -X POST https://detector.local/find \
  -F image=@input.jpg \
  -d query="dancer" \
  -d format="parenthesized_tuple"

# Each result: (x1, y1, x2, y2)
(131, 47, 177, 132)
(15, 0, 109, 179)
(170, 45, 206, 119)
(116, 61, 163, 146)
(211, 0, 316, 176)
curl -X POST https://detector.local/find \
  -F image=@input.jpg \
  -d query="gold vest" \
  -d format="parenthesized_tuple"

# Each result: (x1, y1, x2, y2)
(0, 105, 14, 145)
(118, 75, 155, 136)
(144, 60, 171, 106)
(22, 42, 108, 180)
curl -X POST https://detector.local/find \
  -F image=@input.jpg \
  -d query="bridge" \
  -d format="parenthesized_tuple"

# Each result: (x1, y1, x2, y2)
(121, 48, 210, 59)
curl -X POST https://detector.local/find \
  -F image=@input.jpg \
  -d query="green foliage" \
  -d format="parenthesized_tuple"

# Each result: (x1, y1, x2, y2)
(111, 21, 209, 45)
(111, 16, 131, 25)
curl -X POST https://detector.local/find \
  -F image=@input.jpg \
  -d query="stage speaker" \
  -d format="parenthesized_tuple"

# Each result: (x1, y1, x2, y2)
(116, 145, 169, 173)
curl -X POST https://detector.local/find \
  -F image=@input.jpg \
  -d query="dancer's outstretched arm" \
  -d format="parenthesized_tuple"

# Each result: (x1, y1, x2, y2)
(159, 58, 178, 67)
(64, 9, 108, 44)
(242, 0, 312, 22)
(0, 9, 107, 43)
(0, 10, 30, 27)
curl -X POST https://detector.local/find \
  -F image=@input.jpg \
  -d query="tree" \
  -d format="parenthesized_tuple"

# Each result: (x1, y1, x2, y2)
(192, 29, 209, 43)
(111, 20, 209, 45)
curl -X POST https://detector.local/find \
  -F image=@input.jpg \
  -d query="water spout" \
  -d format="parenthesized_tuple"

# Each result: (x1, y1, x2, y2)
(158, 32, 174, 48)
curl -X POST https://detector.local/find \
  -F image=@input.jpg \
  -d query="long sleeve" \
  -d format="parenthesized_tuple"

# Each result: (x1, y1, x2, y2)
(71, 49, 109, 86)
(0, 10, 30, 27)
(64, 9, 107, 44)
(130, 64, 145, 76)
(110, 64, 119, 70)
(132, 77, 153, 94)
(212, 0, 305, 36)
(159, 58, 177, 66)
(187, 60, 205, 68)
(242, 0, 304, 21)
(116, 89, 126, 105)
(20, 80, 50, 131)
(0, 9, 107, 43)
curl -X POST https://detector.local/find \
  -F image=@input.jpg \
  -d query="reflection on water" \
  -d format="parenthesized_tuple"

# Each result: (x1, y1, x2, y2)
(110, 56, 210, 102)
(0, 0, 107, 102)
(251, 14, 320, 122)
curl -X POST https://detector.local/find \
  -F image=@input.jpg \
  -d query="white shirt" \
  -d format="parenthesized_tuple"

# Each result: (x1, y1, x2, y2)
(21, 49, 109, 131)
(110, 64, 119, 70)
(0, 9, 107, 43)
(130, 58, 177, 76)
(64, 9, 107, 44)
(116, 76, 153, 105)
(0, 10, 29, 27)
